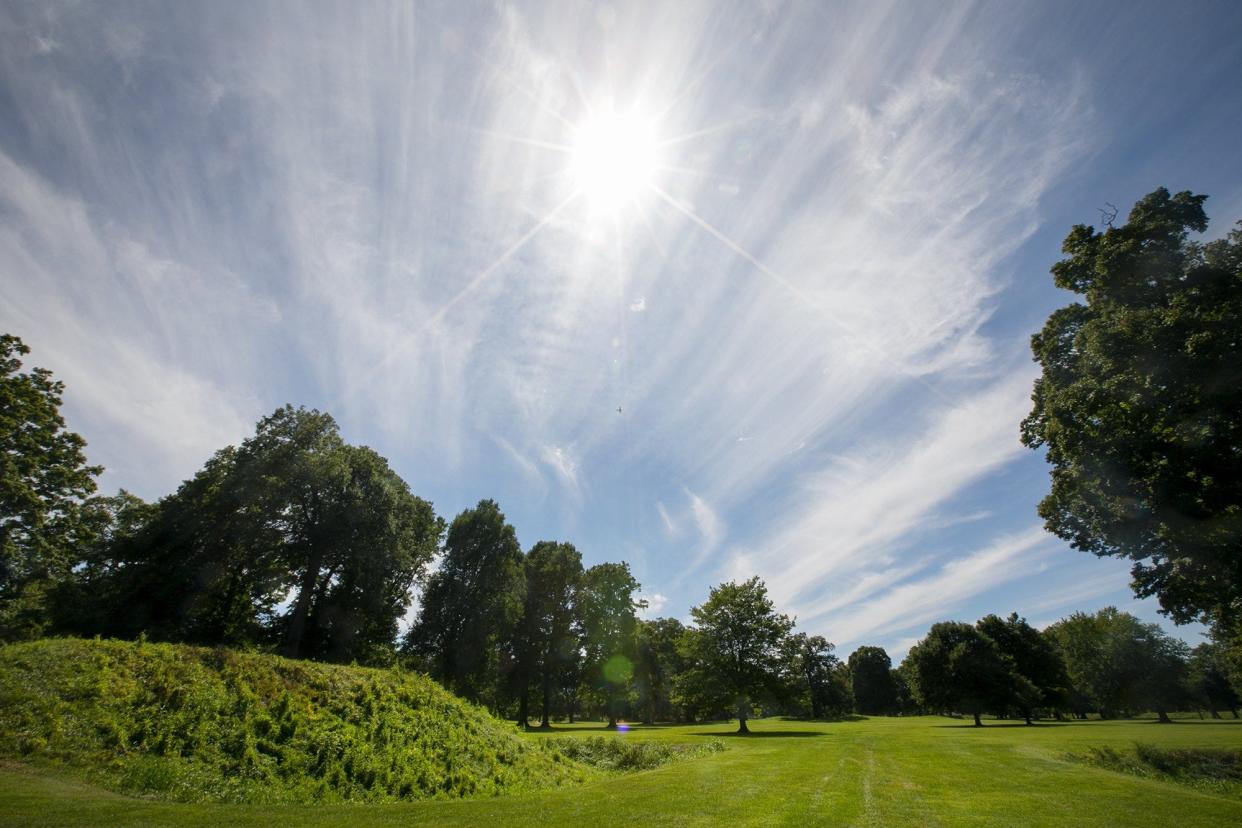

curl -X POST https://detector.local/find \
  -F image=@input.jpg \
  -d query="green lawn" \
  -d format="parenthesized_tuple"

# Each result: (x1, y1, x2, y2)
(4, 715, 1241, 826)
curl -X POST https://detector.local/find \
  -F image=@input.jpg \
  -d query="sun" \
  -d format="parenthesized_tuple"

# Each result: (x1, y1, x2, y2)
(569, 108, 659, 211)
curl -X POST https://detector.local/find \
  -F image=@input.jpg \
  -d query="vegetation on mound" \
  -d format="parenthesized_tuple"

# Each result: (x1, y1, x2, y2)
(1074, 744, 1242, 796)
(547, 736, 726, 772)
(0, 638, 591, 803)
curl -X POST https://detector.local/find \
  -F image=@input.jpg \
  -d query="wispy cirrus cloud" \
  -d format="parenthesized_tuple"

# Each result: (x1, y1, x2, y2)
(2, 1, 1228, 650)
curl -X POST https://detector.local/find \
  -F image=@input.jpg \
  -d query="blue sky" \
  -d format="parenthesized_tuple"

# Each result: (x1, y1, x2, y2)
(2, 1, 1240, 658)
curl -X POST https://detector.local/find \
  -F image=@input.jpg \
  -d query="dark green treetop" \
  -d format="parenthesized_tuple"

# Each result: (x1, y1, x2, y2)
(1022, 188, 1242, 626)
(0, 334, 101, 639)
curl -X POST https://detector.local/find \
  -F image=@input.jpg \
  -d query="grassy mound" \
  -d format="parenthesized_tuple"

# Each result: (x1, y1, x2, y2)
(0, 638, 589, 803)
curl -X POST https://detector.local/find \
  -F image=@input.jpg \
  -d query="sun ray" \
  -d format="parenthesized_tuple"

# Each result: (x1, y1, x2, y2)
(656, 113, 765, 149)
(353, 190, 581, 389)
(648, 184, 948, 396)
(460, 125, 574, 155)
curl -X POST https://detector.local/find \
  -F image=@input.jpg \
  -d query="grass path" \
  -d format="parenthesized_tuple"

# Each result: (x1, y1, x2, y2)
(4, 716, 1242, 825)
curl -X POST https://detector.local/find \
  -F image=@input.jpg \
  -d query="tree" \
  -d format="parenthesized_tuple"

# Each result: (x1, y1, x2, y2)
(1185, 642, 1240, 718)
(0, 334, 101, 639)
(84, 406, 443, 662)
(1022, 189, 1242, 628)
(634, 617, 687, 723)
(681, 577, 794, 733)
(787, 633, 851, 719)
(906, 621, 1035, 726)
(1046, 607, 1188, 722)
(579, 562, 644, 728)
(515, 541, 583, 728)
(406, 500, 524, 705)
(976, 613, 1071, 723)
(848, 646, 898, 715)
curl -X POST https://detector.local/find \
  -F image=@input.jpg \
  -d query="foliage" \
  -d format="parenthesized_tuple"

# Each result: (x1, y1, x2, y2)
(783, 633, 852, 718)
(976, 613, 1071, 720)
(679, 577, 794, 733)
(634, 617, 687, 723)
(1046, 607, 1188, 721)
(406, 500, 525, 706)
(1022, 189, 1242, 626)
(70, 407, 443, 663)
(0, 335, 101, 640)
(578, 562, 644, 728)
(515, 541, 583, 727)
(0, 638, 589, 804)
(1075, 744, 1242, 796)
(1184, 643, 1241, 717)
(906, 621, 1036, 726)
(546, 736, 725, 772)
(848, 646, 898, 715)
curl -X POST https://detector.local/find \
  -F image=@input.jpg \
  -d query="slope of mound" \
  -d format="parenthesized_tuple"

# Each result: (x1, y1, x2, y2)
(0, 638, 589, 803)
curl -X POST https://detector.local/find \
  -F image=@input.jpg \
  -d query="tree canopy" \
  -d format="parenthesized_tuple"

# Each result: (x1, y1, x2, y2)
(906, 621, 1036, 726)
(1045, 607, 1188, 722)
(1022, 188, 1242, 627)
(848, 646, 898, 715)
(680, 577, 794, 733)
(406, 500, 524, 704)
(0, 335, 101, 639)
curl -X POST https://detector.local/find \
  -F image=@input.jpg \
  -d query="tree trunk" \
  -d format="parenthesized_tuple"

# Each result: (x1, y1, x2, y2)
(1023, 708, 1032, 726)
(1156, 708, 1172, 724)
(283, 547, 324, 659)
(1210, 708, 1222, 719)
(973, 711, 982, 727)
(518, 681, 529, 729)
(540, 667, 551, 728)
(737, 713, 749, 734)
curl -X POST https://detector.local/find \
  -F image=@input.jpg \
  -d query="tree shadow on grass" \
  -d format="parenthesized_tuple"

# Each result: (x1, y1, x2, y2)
(687, 730, 827, 738)
(932, 722, 1072, 729)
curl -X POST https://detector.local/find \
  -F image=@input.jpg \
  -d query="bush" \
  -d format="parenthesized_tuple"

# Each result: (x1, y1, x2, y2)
(547, 736, 726, 772)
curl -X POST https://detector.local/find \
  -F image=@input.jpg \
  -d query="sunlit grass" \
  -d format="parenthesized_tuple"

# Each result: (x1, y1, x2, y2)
(4, 710, 1242, 826)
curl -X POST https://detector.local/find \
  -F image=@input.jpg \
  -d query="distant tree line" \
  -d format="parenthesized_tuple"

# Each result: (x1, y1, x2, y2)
(2, 328, 1240, 728)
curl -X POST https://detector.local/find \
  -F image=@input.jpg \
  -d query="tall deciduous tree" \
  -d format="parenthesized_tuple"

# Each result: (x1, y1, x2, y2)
(579, 562, 644, 728)
(407, 500, 524, 705)
(906, 621, 1035, 727)
(787, 633, 851, 719)
(1022, 189, 1242, 627)
(515, 541, 583, 728)
(1046, 607, 1188, 722)
(0, 334, 101, 639)
(90, 406, 442, 662)
(976, 613, 1071, 723)
(848, 646, 898, 715)
(1186, 642, 1240, 718)
(634, 617, 687, 724)
(681, 577, 794, 733)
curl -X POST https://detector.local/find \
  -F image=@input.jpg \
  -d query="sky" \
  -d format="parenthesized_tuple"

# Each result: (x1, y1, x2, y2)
(2, 1, 1241, 659)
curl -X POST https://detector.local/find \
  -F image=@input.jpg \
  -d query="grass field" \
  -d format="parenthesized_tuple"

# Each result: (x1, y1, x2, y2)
(3, 715, 1241, 826)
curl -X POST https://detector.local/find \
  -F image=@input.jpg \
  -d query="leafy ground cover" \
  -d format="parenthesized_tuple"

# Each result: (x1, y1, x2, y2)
(0, 638, 588, 803)
(1073, 743, 1242, 795)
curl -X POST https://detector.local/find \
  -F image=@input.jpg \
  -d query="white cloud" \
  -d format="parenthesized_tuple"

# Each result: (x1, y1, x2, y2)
(821, 526, 1055, 648)
(757, 372, 1038, 613)
(685, 487, 725, 549)
(637, 592, 669, 619)
(656, 500, 678, 536)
